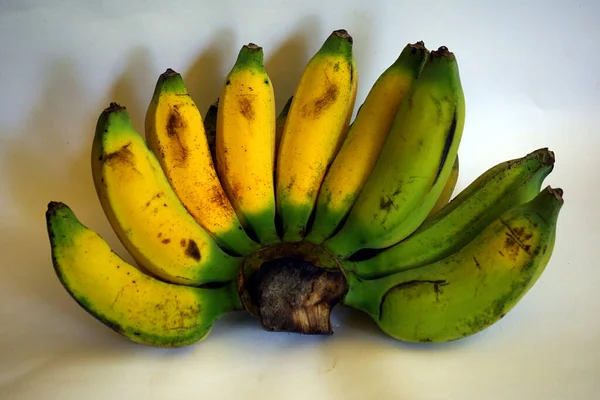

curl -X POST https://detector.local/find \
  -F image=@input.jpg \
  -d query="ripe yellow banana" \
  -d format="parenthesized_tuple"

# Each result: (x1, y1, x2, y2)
(145, 70, 259, 255)
(344, 186, 563, 343)
(46, 202, 241, 348)
(216, 44, 279, 245)
(306, 41, 429, 244)
(276, 29, 357, 242)
(428, 155, 459, 217)
(92, 103, 241, 285)
(325, 46, 465, 258)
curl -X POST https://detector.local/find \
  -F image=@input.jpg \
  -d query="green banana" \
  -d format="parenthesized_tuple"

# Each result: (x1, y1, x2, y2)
(325, 46, 466, 259)
(345, 148, 555, 278)
(343, 186, 563, 343)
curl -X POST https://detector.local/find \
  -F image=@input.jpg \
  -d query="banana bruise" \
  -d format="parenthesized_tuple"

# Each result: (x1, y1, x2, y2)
(216, 44, 279, 246)
(343, 186, 563, 343)
(92, 104, 241, 285)
(346, 148, 555, 278)
(305, 41, 430, 245)
(46, 202, 241, 348)
(325, 46, 465, 259)
(428, 155, 459, 217)
(145, 71, 259, 256)
(276, 29, 357, 242)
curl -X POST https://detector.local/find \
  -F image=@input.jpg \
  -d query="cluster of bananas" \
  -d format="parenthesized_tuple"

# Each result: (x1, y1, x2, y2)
(46, 29, 563, 348)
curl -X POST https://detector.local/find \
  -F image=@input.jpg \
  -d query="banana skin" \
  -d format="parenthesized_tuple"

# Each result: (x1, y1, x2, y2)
(276, 29, 357, 242)
(46, 202, 241, 348)
(325, 46, 466, 259)
(145, 70, 260, 256)
(346, 148, 555, 278)
(216, 44, 279, 246)
(92, 103, 241, 286)
(428, 155, 459, 217)
(306, 41, 429, 245)
(343, 186, 563, 343)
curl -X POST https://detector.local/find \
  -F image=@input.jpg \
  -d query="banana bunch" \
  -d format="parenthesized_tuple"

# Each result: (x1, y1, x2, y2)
(45, 29, 564, 348)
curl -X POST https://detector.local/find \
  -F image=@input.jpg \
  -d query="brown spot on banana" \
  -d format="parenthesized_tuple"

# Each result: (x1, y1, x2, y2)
(239, 96, 255, 120)
(301, 84, 339, 118)
(166, 106, 188, 165)
(185, 239, 201, 261)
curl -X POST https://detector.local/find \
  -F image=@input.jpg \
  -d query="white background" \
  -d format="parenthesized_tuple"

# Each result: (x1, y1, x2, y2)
(1, 0, 599, 398)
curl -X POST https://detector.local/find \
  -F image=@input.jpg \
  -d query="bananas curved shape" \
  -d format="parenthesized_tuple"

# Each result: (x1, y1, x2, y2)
(216, 44, 279, 245)
(276, 29, 357, 242)
(145, 70, 259, 256)
(344, 186, 563, 343)
(92, 104, 241, 285)
(44, 30, 563, 347)
(306, 41, 429, 244)
(325, 46, 466, 259)
(46, 202, 241, 348)
(345, 148, 555, 278)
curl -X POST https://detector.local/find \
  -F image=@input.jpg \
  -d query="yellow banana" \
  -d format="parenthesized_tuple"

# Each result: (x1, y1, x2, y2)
(306, 41, 429, 244)
(325, 46, 465, 258)
(46, 202, 242, 348)
(276, 29, 357, 242)
(216, 44, 279, 245)
(428, 155, 459, 217)
(145, 70, 259, 255)
(92, 103, 241, 285)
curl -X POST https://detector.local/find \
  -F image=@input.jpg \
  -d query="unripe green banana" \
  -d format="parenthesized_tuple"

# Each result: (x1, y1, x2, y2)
(345, 148, 555, 278)
(325, 46, 465, 259)
(343, 186, 563, 343)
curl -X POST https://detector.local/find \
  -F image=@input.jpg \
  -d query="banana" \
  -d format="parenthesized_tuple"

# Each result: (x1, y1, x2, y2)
(345, 148, 555, 278)
(46, 202, 241, 348)
(343, 186, 563, 343)
(216, 44, 279, 245)
(92, 103, 241, 285)
(276, 29, 357, 242)
(275, 96, 293, 154)
(204, 98, 219, 160)
(145, 70, 259, 255)
(428, 155, 459, 217)
(324, 46, 465, 259)
(306, 41, 429, 244)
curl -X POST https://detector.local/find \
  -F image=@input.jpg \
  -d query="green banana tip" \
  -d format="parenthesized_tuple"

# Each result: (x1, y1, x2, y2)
(104, 102, 126, 114)
(244, 43, 263, 52)
(547, 186, 564, 203)
(162, 68, 181, 78)
(47, 201, 68, 216)
(409, 40, 427, 52)
(332, 29, 353, 44)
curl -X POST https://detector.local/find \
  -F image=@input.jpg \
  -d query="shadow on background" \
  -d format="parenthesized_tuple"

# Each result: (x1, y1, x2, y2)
(265, 15, 321, 112)
(184, 28, 237, 116)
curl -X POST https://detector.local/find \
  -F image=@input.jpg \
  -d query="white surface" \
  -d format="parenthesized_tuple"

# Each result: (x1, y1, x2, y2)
(1, 0, 599, 398)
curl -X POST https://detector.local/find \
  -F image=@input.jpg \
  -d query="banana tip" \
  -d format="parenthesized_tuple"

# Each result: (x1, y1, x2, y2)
(332, 29, 353, 44)
(547, 186, 564, 202)
(432, 46, 453, 57)
(105, 102, 125, 113)
(245, 43, 262, 50)
(163, 68, 180, 77)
